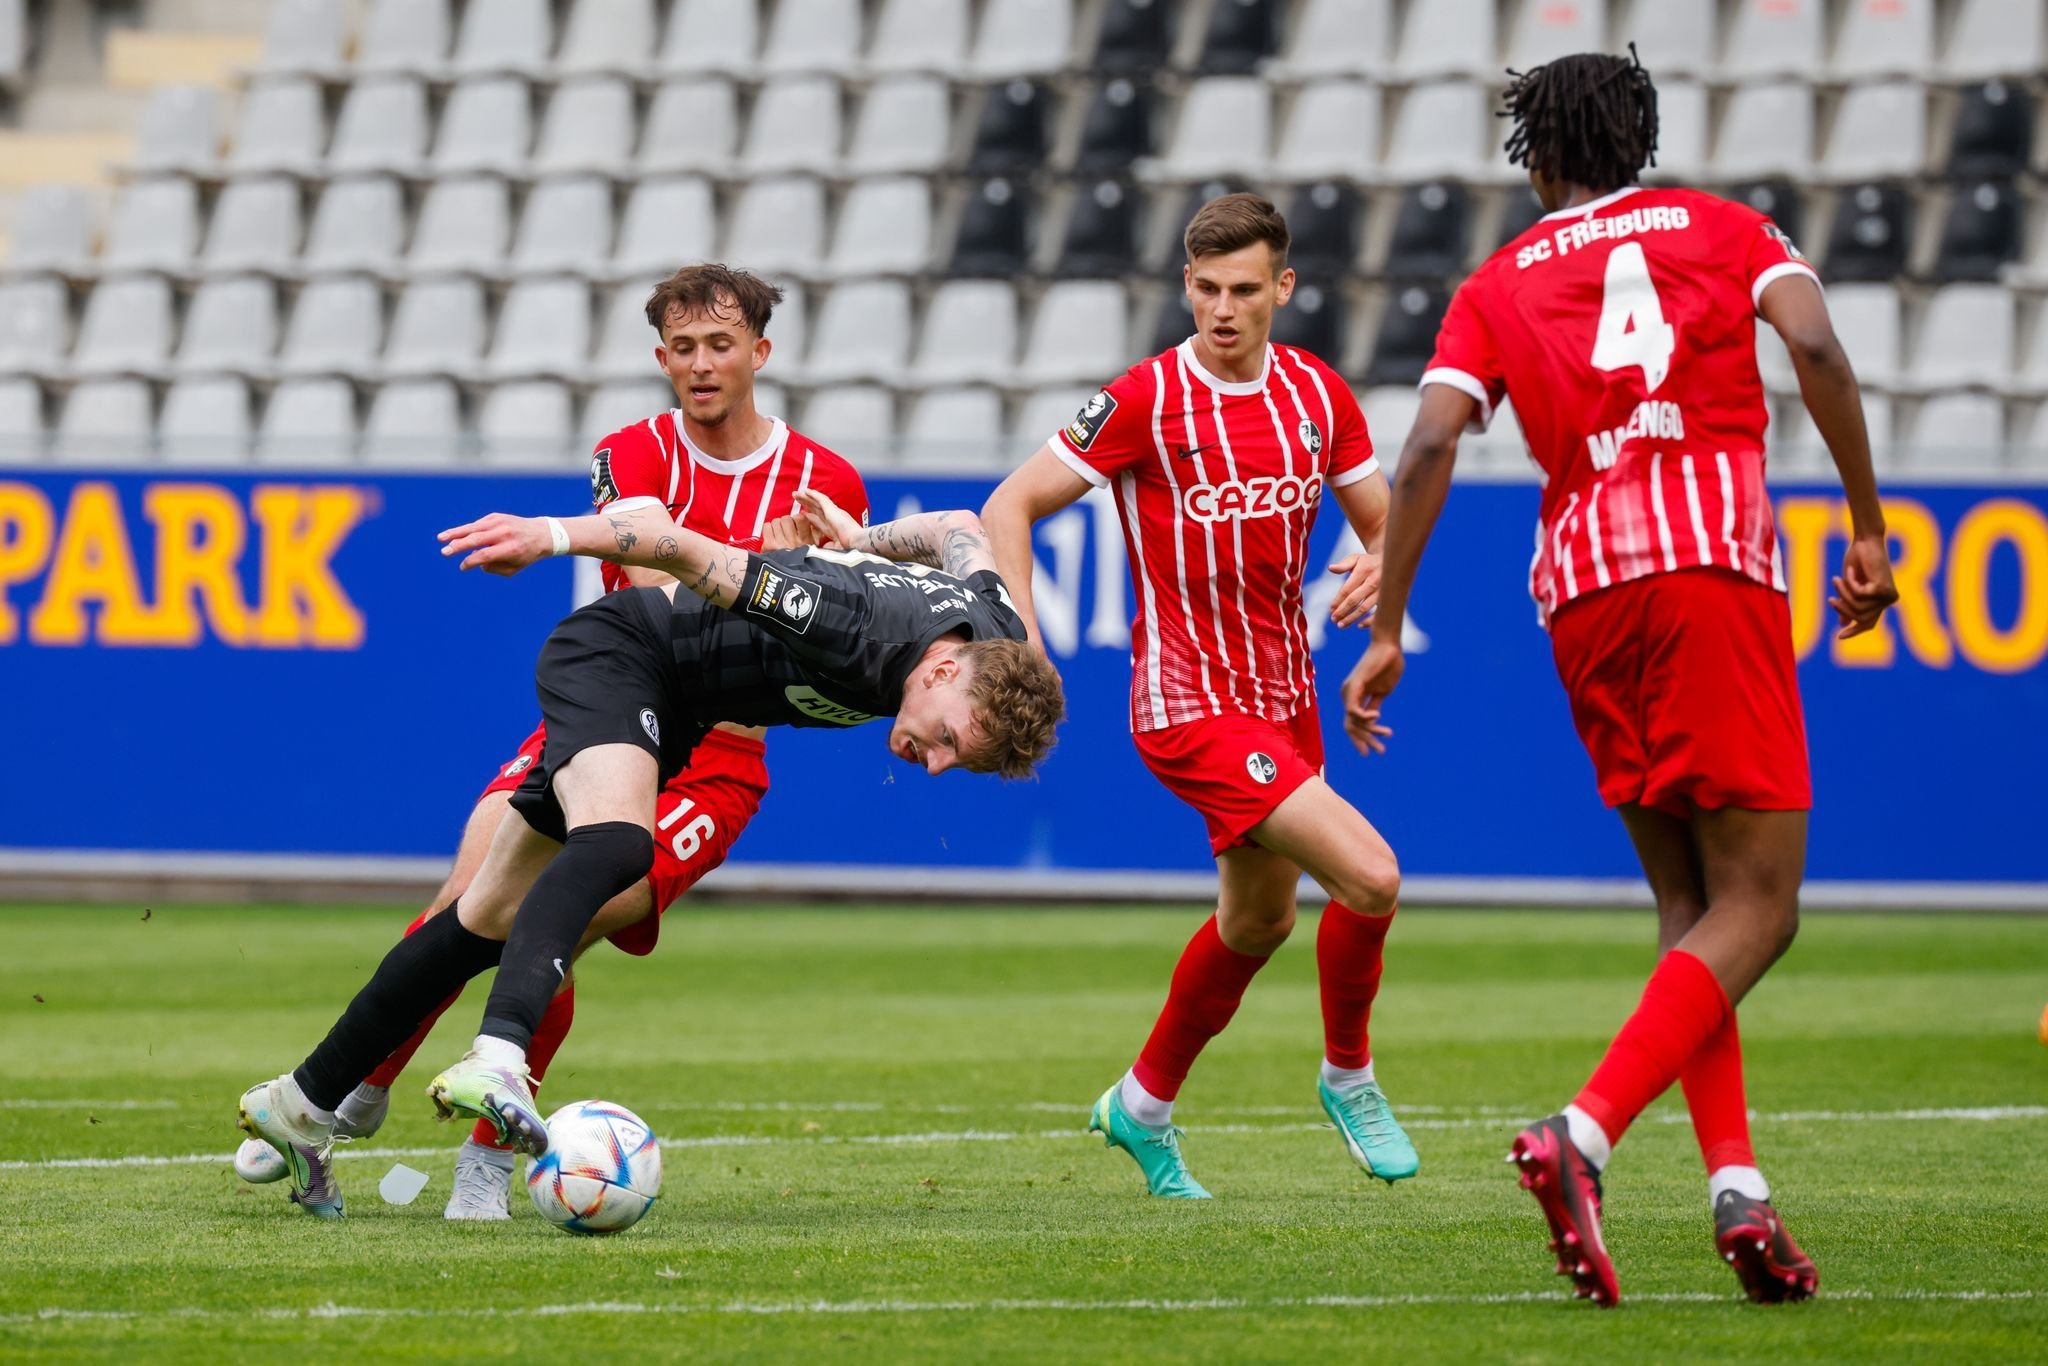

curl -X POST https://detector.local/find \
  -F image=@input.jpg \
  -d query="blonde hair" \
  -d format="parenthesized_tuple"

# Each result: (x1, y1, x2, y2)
(957, 639, 1065, 780)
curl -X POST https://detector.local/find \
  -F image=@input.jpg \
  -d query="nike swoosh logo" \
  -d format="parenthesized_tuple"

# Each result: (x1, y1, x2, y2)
(1175, 442, 1220, 460)
(552, 958, 566, 979)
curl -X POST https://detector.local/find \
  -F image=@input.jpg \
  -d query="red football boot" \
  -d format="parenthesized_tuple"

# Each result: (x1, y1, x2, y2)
(1510, 1115, 1621, 1308)
(1714, 1191, 1818, 1304)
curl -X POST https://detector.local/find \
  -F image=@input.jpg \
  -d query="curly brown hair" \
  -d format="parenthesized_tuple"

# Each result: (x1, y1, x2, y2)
(956, 638, 1065, 780)
(644, 264, 785, 339)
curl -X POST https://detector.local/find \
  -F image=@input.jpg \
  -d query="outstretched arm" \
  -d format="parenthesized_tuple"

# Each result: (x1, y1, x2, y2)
(978, 446, 1094, 650)
(795, 488, 997, 579)
(439, 503, 754, 608)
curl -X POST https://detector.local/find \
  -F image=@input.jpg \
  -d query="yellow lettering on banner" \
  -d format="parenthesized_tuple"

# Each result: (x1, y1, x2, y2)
(1775, 496, 1834, 661)
(1834, 497, 1951, 669)
(132, 483, 251, 646)
(1948, 499, 2048, 674)
(0, 482, 55, 644)
(26, 482, 154, 645)
(250, 485, 368, 648)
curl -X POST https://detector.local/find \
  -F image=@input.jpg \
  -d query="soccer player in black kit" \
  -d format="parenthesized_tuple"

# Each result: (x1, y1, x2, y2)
(237, 490, 1063, 1216)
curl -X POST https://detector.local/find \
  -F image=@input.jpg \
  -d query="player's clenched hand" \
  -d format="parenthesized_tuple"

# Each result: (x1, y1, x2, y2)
(1327, 551, 1382, 627)
(438, 513, 548, 575)
(1341, 639, 1404, 757)
(1830, 534, 1898, 640)
(759, 514, 813, 552)
(795, 487, 864, 552)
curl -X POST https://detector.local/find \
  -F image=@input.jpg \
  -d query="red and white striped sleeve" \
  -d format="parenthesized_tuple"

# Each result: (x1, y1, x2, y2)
(1048, 366, 1155, 488)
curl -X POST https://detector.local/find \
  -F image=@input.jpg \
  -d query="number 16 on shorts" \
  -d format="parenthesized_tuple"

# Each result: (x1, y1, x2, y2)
(658, 797, 716, 862)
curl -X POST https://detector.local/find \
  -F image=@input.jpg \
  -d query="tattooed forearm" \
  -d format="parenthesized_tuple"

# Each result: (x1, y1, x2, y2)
(686, 560, 718, 594)
(608, 514, 638, 556)
(940, 523, 990, 579)
(655, 536, 679, 561)
(868, 525, 940, 566)
(857, 510, 995, 577)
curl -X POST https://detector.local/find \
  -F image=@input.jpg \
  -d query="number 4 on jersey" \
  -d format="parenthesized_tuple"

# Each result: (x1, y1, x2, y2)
(1590, 242, 1675, 394)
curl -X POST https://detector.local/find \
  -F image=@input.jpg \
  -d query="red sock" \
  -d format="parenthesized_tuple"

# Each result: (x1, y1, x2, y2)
(1573, 949, 1731, 1147)
(471, 982, 574, 1150)
(363, 909, 457, 1090)
(1317, 901, 1392, 1069)
(1130, 915, 1270, 1101)
(1679, 1011, 1756, 1172)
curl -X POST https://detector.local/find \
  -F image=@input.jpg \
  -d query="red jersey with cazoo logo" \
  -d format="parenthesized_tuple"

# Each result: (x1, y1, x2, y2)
(590, 412, 871, 592)
(1051, 339, 1377, 734)
(1425, 186, 1818, 624)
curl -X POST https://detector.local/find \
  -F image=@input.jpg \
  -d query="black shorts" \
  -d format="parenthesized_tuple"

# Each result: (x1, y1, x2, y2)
(510, 588, 706, 842)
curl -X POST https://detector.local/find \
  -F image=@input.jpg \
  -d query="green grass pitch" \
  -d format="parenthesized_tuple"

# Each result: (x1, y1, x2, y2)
(2, 901, 2043, 1362)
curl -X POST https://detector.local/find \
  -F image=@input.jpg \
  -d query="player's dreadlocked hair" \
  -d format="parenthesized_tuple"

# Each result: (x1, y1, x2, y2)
(1500, 45, 1659, 192)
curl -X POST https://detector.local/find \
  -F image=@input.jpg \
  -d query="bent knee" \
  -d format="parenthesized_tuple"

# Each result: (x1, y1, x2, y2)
(1333, 852, 1401, 916)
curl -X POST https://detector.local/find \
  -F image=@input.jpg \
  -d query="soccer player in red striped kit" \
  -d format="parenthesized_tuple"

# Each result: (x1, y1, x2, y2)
(984, 194, 1416, 1198)
(1344, 51, 1899, 1304)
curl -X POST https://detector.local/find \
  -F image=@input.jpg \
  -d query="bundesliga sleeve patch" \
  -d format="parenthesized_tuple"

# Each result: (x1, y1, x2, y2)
(1065, 390, 1118, 451)
(590, 448, 620, 507)
(745, 563, 819, 634)
(1762, 222, 1804, 259)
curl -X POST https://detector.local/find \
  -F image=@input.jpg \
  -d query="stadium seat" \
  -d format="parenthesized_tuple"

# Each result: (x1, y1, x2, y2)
(1359, 386, 1419, 463)
(200, 179, 301, 277)
(253, 0, 346, 76)
(409, 177, 511, 276)
(1383, 81, 1486, 182)
(1932, 180, 2023, 283)
(71, 277, 175, 376)
(1906, 284, 2011, 391)
(950, 176, 1033, 277)
(1947, 81, 2032, 179)
(902, 387, 1005, 468)
(865, 0, 971, 75)
(512, 178, 613, 277)
(356, 0, 451, 75)
(742, 76, 844, 176)
(1726, 179, 1804, 249)
(449, 0, 552, 76)
(1465, 396, 1529, 473)
(279, 277, 384, 377)
(847, 77, 951, 175)
(803, 280, 913, 384)
(1819, 283, 1902, 390)
(302, 178, 405, 276)
(1074, 77, 1155, 173)
(1015, 385, 1096, 447)
(558, 0, 655, 75)
(131, 85, 220, 175)
(612, 177, 717, 279)
(328, 78, 430, 175)
(1197, 0, 1276, 75)
(0, 277, 67, 375)
(1364, 284, 1447, 387)
(1270, 279, 1345, 365)
(1144, 78, 1268, 182)
(1493, 186, 1546, 250)
(257, 378, 357, 464)
(55, 379, 153, 461)
(1289, 180, 1362, 276)
(101, 179, 200, 273)
(658, 0, 759, 76)
(1019, 281, 1128, 385)
(1149, 287, 1195, 355)
(594, 283, 661, 381)
(1831, 0, 1933, 80)
(434, 78, 533, 176)
(1823, 183, 1911, 283)
(176, 277, 280, 375)
(1382, 182, 1470, 280)
(2015, 308, 2048, 397)
(487, 279, 593, 379)
(1822, 82, 1925, 183)
(478, 381, 575, 466)
(969, 80, 1050, 174)
(1268, 0, 1391, 80)
(2022, 402, 2048, 458)
(0, 379, 43, 461)
(754, 379, 789, 419)
(1713, 83, 1813, 181)
(583, 380, 673, 445)
(1904, 392, 2003, 467)
(1393, 0, 1496, 81)
(640, 80, 740, 177)
(800, 386, 897, 463)
(5, 187, 95, 275)
(1644, 79, 1707, 184)
(1094, 0, 1174, 74)
(1938, 0, 2044, 80)
(159, 376, 253, 463)
(1505, 0, 1605, 71)
(909, 279, 1018, 387)
(1625, 0, 1716, 78)
(1274, 81, 1379, 182)
(766, 280, 809, 375)
(226, 80, 324, 176)
(362, 379, 465, 465)
(1721, 0, 1823, 80)
(383, 277, 488, 376)
(969, 0, 1074, 78)
(761, 0, 861, 75)
(826, 178, 932, 277)
(533, 78, 635, 177)
(1056, 177, 1139, 278)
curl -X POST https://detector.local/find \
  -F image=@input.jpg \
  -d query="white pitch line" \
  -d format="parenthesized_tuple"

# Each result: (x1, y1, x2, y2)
(2, 1288, 2037, 1328)
(2, 1106, 2043, 1173)
(0, 1099, 181, 1110)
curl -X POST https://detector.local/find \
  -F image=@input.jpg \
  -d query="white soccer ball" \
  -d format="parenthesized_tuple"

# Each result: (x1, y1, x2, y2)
(526, 1099, 662, 1235)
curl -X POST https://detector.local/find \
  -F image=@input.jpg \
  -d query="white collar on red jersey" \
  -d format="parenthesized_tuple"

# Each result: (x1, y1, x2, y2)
(1539, 185, 1643, 223)
(1176, 337, 1272, 396)
(674, 413, 789, 475)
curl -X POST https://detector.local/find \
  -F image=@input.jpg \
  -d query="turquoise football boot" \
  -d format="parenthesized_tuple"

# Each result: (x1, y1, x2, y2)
(237, 1074, 345, 1218)
(1089, 1083, 1211, 1199)
(1318, 1076, 1420, 1183)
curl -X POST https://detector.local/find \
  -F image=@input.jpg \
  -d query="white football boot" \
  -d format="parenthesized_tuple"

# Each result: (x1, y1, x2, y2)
(443, 1138, 517, 1221)
(234, 1083, 389, 1185)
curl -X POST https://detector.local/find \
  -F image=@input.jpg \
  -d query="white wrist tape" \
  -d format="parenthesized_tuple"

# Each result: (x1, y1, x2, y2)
(544, 516, 571, 558)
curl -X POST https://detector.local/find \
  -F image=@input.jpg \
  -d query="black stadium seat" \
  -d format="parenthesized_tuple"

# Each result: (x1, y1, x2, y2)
(968, 79, 1050, 176)
(1726, 179, 1805, 251)
(1149, 288, 1193, 355)
(1933, 178, 2023, 282)
(1057, 177, 1140, 278)
(1074, 77, 1156, 173)
(1197, 0, 1276, 74)
(1364, 284, 1448, 387)
(1288, 180, 1362, 276)
(1493, 186, 1546, 251)
(1383, 181, 1470, 280)
(1823, 182, 1911, 282)
(1947, 81, 2033, 180)
(951, 176, 1034, 277)
(1094, 0, 1174, 74)
(1270, 278, 1345, 361)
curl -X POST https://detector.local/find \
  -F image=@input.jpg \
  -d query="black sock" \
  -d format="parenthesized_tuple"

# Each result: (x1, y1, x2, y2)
(292, 904, 505, 1112)
(480, 821, 652, 1050)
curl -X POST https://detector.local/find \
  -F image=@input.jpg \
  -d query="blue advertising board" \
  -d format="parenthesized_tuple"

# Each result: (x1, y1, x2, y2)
(2, 469, 2043, 886)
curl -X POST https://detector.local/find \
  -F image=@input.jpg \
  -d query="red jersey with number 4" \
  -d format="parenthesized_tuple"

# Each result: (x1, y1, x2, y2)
(590, 413, 870, 594)
(1050, 340, 1379, 733)
(1425, 186, 1818, 624)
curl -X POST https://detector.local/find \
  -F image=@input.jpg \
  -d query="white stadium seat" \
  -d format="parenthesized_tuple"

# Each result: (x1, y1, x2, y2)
(803, 280, 913, 384)
(258, 378, 358, 464)
(639, 80, 739, 177)
(479, 381, 576, 466)
(55, 379, 153, 460)
(356, 0, 450, 75)
(741, 76, 844, 176)
(613, 177, 718, 279)
(593, 284, 656, 380)
(227, 80, 325, 175)
(362, 379, 465, 465)
(5, 186, 95, 274)
(558, 0, 655, 75)
(659, 0, 759, 76)
(847, 76, 951, 175)
(1643, 79, 1707, 184)
(824, 177, 933, 277)
(448, 0, 552, 75)
(1939, 0, 2045, 80)
(1274, 81, 1379, 183)
(1359, 386, 1420, 467)
(1018, 281, 1128, 386)
(763, 280, 808, 380)
(383, 278, 488, 376)
(131, 85, 220, 174)
(533, 78, 635, 177)
(511, 178, 613, 277)
(903, 387, 1005, 467)
(409, 177, 512, 276)
(1269, 0, 1393, 80)
(1393, 0, 1497, 81)
(1713, 83, 1812, 181)
(328, 78, 429, 175)
(1625, 0, 1716, 78)
(176, 277, 280, 375)
(1906, 285, 2013, 392)
(71, 277, 175, 376)
(910, 280, 1019, 388)
(0, 277, 68, 374)
(1383, 82, 1487, 182)
(486, 279, 594, 378)
(1822, 82, 1926, 183)
(100, 178, 200, 273)
(1904, 392, 2003, 468)
(760, 0, 862, 75)
(200, 179, 302, 276)
(801, 384, 897, 464)
(434, 78, 533, 176)
(1505, 0, 1606, 72)
(1014, 385, 1095, 447)
(969, 0, 1074, 78)
(280, 277, 384, 377)
(583, 380, 674, 445)
(254, 0, 346, 76)
(1144, 77, 1269, 182)
(0, 378, 44, 460)
(1822, 284, 1903, 391)
(303, 177, 405, 276)
(1721, 0, 1822, 80)
(723, 178, 827, 276)
(1831, 0, 1934, 80)
(159, 376, 254, 463)
(865, 0, 971, 75)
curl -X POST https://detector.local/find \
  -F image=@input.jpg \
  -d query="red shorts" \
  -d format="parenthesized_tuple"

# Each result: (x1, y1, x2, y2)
(1132, 706, 1325, 855)
(1549, 567, 1810, 817)
(479, 724, 769, 955)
